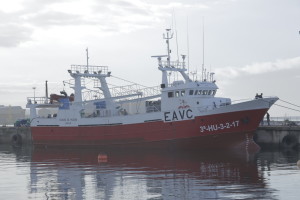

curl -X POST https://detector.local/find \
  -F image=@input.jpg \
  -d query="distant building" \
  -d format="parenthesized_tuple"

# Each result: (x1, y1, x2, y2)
(0, 105, 25, 125)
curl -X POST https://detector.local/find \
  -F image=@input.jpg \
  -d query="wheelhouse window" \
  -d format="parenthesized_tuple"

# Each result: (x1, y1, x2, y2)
(203, 90, 208, 95)
(189, 90, 194, 95)
(168, 92, 174, 98)
(212, 90, 216, 96)
(181, 90, 185, 96)
(194, 90, 198, 95)
(198, 90, 202, 95)
(208, 90, 212, 95)
(175, 91, 180, 97)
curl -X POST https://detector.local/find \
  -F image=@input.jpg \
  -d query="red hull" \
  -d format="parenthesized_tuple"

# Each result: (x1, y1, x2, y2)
(31, 108, 267, 150)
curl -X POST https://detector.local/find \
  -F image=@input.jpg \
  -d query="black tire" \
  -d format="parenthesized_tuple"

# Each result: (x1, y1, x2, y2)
(282, 134, 298, 149)
(11, 134, 22, 146)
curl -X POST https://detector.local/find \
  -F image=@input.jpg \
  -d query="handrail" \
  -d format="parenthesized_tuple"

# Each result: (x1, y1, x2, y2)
(160, 60, 185, 69)
(70, 65, 108, 74)
(27, 97, 48, 104)
(82, 85, 161, 102)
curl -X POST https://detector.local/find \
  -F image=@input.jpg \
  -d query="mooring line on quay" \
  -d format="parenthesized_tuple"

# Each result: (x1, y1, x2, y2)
(274, 99, 300, 113)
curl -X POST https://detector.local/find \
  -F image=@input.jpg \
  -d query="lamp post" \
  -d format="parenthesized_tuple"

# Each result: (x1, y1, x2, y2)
(33, 87, 36, 104)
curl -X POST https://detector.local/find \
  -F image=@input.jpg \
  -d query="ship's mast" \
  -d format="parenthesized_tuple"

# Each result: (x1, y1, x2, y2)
(202, 17, 205, 81)
(153, 29, 192, 87)
(86, 48, 89, 68)
(163, 29, 173, 68)
(45, 80, 48, 104)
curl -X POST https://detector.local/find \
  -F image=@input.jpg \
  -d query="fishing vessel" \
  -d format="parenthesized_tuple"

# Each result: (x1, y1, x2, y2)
(26, 29, 278, 149)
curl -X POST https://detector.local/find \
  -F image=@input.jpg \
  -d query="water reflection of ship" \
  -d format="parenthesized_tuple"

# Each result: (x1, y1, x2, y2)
(29, 148, 266, 199)
(257, 149, 300, 171)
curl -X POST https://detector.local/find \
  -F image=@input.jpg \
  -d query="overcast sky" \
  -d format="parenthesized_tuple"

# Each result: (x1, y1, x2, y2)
(0, 0, 300, 117)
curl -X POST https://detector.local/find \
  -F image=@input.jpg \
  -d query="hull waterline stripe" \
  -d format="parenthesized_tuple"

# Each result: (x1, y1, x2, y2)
(78, 123, 123, 127)
(144, 119, 162, 122)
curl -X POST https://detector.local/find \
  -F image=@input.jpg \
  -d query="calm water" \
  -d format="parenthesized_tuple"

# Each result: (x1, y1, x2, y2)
(0, 145, 299, 200)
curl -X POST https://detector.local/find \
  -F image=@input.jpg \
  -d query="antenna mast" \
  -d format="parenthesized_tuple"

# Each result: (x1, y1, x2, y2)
(86, 48, 89, 68)
(45, 80, 48, 104)
(172, 11, 179, 61)
(163, 29, 173, 68)
(202, 17, 205, 81)
(186, 16, 190, 74)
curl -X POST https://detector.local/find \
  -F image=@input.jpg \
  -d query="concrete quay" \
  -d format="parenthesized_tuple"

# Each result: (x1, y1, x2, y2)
(254, 126, 300, 149)
(0, 126, 299, 149)
(0, 127, 31, 146)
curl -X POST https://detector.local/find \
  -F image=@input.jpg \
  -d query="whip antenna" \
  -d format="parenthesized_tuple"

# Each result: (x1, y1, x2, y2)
(86, 48, 89, 68)
(172, 10, 179, 61)
(186, 16, 190, 74)
(202, 17, 205, 71)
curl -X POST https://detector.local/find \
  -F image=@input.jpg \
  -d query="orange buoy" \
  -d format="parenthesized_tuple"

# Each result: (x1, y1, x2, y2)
(98, 153, 108, 163)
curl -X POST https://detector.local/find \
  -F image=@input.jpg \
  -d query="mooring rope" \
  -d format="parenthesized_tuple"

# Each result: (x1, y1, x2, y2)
(271, 98, 300, 113)
(274, 103, 300, 113)
(111, 75, 149, 88)
(279, 99, 300, 108)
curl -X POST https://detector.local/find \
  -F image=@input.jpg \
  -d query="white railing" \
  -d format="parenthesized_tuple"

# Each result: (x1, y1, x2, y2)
(231, 98, 253, 104)
(138, 85, 161, 97)
(160, 60, 186, 69)
(27, 97, 48, 104)
(63, 77, 86, 88)
(146, 105, 161, 113)
(110, 84, 142, 97)
(260, 116, 300, 126)
(70, 65, 108, 74)
(82, 89, 104, 101)
(81, 84, 161, 102)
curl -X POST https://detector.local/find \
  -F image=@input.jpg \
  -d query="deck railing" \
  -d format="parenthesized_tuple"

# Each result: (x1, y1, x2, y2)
(70, 65, 108, 74)
(27, 97, 48, 105)
(260, 116, 300, 126)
